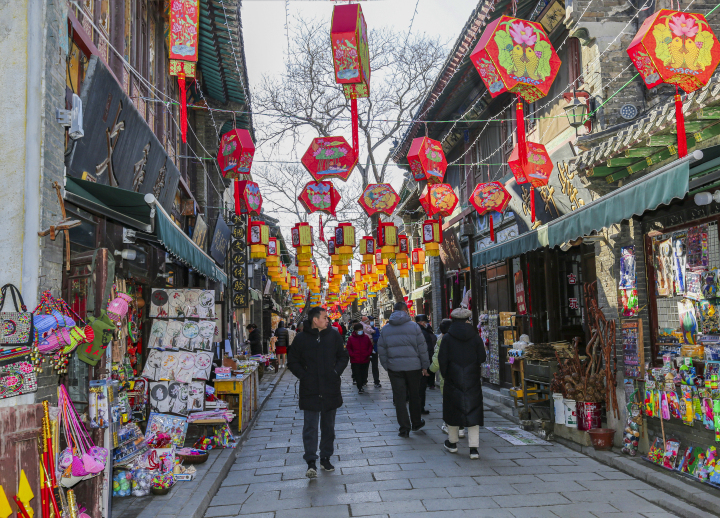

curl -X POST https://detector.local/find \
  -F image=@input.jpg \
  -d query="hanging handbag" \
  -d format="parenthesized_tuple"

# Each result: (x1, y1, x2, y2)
(0, 284, 34, 347)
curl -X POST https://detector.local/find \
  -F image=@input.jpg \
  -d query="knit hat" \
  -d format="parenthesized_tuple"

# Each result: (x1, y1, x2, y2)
(450, 308, 472, 321)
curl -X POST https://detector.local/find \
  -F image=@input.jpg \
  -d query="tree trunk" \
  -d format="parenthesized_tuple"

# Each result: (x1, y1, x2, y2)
(385, 264, 404, 304)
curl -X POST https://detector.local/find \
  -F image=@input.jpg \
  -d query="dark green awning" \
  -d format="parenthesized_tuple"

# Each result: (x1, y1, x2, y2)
(65, 177, 227, 285)
(471, 231, 541, 268)
(65, 177, 153, 232)
(545, 155, 694, 248)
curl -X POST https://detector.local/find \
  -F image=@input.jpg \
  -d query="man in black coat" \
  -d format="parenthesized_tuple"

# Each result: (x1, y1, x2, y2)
(288, 307, 349, 478)
(438, 308, 486, 460)
(416, 314, 437, 414)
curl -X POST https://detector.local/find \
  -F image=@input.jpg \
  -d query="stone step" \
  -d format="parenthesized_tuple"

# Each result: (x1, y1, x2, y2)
(483, 386, 517, 410)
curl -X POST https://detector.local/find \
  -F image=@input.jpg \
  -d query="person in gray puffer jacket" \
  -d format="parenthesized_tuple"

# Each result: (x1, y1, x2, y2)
(377, 301, 430, 437)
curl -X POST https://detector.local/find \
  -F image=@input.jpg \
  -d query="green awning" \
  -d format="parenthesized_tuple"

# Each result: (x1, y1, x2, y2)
(65, 177, 227, 285)
(410, 284, 431, 300)
(153, 204, 227, 285)
(546, 156, 693, 248)
(472, 230, 541, 268)
(65, 177, 153, 232)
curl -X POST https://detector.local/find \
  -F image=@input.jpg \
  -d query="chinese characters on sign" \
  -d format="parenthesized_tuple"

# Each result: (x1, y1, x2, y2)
(231, 215, 249, 309)
(569, 297, 579, 310)
(567, 273, 576, 285)
(514, 271, 527, 315)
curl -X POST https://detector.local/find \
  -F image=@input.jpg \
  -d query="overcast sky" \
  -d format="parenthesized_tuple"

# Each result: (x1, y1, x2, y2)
(239, 0, 479, 267)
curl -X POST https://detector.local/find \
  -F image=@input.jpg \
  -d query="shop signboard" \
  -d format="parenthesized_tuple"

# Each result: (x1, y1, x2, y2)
(210, 216, 231, 265)
(192, 217, 208, 250)
(66, 56, 180, 214)
(231, 215, 248, 309)
(514, 270, 527, 315)
(439, 228, 467, 271)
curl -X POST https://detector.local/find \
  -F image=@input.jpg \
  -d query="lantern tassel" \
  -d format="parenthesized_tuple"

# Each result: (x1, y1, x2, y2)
(351, 95, 359, 157)
(675, 87, 687, 159)
(178, 72, 188, 144)
(530, 187, 535, 223)
(489, 214, 495, 242)
(516, 95, 528, 172)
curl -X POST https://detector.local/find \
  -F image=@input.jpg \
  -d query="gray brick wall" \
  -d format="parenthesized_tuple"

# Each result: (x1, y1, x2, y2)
(35, 0, 69, 403)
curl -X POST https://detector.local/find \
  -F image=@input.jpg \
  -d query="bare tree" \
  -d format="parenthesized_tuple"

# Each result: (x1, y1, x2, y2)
(254, 16, 447, 187)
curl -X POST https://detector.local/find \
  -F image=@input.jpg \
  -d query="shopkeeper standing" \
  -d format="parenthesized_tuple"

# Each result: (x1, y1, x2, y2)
(288, 307, 349, 478)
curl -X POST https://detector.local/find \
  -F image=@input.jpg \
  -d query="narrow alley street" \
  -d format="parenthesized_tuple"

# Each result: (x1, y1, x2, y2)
(202, 370, 696, 518)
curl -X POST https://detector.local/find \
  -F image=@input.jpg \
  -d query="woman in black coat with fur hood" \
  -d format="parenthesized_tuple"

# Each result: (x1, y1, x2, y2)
(438, 308, 486, 460)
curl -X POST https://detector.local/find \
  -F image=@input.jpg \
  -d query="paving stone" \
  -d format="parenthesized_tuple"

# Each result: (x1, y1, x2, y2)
(380, 487, 451, 501)
(350, 500, 426, 516)
(204, 505, 242, 517)
(422, 496, 499, 511)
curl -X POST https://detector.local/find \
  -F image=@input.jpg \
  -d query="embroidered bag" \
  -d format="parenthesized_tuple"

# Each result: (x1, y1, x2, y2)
(0, 284, 34, 347)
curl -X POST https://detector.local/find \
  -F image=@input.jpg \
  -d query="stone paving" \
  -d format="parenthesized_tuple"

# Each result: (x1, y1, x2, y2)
(203, 366, 695, 518)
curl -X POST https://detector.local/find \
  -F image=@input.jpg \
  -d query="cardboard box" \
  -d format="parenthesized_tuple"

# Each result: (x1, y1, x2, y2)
(499, 312, 516, 327)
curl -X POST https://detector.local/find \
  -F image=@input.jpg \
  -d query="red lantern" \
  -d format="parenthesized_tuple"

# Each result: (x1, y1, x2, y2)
(218, 129, 256, 179)
(396, 234, 409, 262)
(301, 137, 358, 182)
(419, 183, 459, 218)
(411, 248, 426, 272)
(422, 219, 442, 257)
(331, 3, 370, 157)
(628, 10, 720, 158)
(470, 182, 512, 242)
(508, 142, 552, 222)
(234, 180, 262, 215)
(407, 137, 448, 184)
(358, 184, 400, 217)
(168, 0, 199, 143)
(299, 181, 342, 216)
(471, 16, 560, 181)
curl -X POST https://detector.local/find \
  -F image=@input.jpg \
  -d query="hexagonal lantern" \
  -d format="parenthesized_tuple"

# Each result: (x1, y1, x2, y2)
(358, 183, 400, 217)
(470, 16, 561, 103)
(407, 137, 447, 184)
(331, 3, 370, 99)
(234, 180, 262, 215)
(419, 183, 459, 218)
(298, 181, 341, 216)
(628, 9, 720, 94)
(508, 142, 552, 187)
(301, 136, 358, 182)
(218, 129, 255, 179)
(470, 182, 512, 242)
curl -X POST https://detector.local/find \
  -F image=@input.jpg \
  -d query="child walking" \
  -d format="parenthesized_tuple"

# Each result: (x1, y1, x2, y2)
(346, 323, 373, 394)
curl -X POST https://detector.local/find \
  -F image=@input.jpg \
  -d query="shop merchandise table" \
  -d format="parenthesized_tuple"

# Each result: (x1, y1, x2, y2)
(214, 369, 259, 434)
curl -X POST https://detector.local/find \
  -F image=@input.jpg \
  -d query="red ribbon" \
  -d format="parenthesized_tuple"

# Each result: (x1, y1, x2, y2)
(516, 95, 528, 172)
(178, 72, 188, 144)
(489, 214, 495, 242)
(530, 187, 535, 223)
(675, 86, 687, 158)
(351, 95, 359, 157)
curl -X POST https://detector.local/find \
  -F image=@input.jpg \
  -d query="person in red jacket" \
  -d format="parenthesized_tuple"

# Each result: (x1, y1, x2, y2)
(346, 323, 374, 393)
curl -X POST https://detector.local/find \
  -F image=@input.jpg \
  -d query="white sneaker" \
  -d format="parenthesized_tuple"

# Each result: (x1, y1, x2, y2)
(441, 423, 448, 434)
(459, 428, 466, 438)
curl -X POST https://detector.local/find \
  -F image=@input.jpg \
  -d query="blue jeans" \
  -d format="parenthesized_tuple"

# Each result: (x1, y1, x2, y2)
(302, 408, 337, 462)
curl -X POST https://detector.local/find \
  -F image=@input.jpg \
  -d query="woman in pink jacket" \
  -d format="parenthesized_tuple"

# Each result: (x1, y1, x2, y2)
(346, 323, 374, 393)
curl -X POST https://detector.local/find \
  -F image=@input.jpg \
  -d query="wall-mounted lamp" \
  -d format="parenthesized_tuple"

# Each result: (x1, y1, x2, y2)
(694, 191, 720, 206)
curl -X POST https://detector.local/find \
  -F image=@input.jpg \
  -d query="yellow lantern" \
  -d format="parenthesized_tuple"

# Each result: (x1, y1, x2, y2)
(248, 218, 269, 259)
(292, 222, 314, 260)
(398, 260, 409, 278)
(412, 248, 426, 272)
(266, 237, 280, 274)
(335, 223, 355, 262)
(422, 218, 442, 257)
(290, 276, 299, 294)
(396, 234, 409, 262)
(359, 236, 375, 264)
(377, 219, 397, 259)
(375, 252, 387, 274)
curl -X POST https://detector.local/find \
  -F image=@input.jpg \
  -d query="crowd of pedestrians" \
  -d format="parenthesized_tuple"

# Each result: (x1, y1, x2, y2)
(282, 303, 487, 478)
